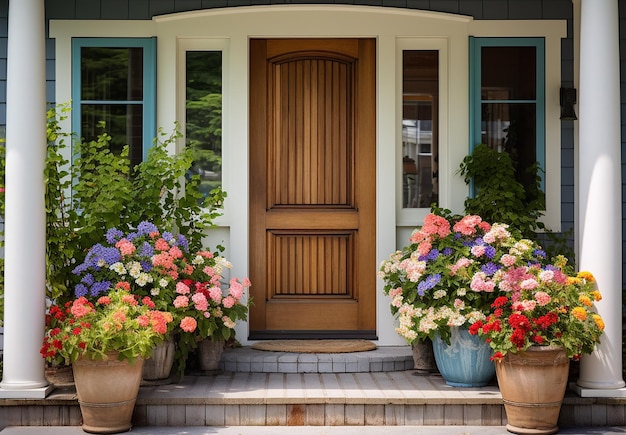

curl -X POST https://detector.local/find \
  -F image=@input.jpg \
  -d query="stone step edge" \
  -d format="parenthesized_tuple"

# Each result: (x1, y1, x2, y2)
(218, 346, 415, 373)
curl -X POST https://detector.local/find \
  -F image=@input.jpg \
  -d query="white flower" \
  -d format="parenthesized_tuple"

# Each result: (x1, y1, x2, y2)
(109, 262, 127, 275)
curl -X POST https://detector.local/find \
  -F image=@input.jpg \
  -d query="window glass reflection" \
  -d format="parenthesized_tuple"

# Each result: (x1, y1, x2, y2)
(402, 51, 438, 209)
(186, 51, 222, 195)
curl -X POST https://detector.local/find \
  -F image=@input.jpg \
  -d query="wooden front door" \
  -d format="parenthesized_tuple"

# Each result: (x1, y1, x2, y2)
(249, 38, 376, 339)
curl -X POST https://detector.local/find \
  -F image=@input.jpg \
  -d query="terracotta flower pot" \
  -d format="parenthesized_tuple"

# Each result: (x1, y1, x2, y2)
(496, 346, 570, 435)
(72, 351, 144, 434)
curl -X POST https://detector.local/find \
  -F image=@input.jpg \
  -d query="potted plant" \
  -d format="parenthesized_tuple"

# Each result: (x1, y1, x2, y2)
(40, 288, 173, 434)
(171, 251, 250, 372)
(70, 221, 251, 378)
(378, 207, 549, 386)
(38, 104, 227, 382)
(469, 259, 604, 435)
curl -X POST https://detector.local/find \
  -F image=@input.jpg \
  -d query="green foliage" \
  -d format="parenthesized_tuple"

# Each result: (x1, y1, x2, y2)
(458, 143, 545, 239)
(31, 104, 227, 307)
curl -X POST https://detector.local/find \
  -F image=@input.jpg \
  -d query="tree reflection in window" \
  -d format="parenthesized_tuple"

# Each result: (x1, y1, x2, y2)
(186, 51, 222, 196)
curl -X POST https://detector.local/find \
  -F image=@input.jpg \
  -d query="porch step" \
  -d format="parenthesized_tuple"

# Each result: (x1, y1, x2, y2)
(218, 345, 415, 374)
(2, 371, 625, 429)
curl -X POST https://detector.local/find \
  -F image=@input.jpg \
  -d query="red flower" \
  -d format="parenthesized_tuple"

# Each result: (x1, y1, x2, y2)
(510, 328, 526, 348)
(492, 296, 509, 308)
(490, 351, 504, 362)
(508, 313, 531, 332)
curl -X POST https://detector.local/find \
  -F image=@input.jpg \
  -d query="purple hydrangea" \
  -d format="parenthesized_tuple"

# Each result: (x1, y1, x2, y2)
(176, 234, 189, 252)
(84, 244, 121, 269)
(89, 281, 111, 298)
(74, 283, 89, 297)
(417, 274, 441, 296)
(484, 245, 496, 259)
(139, 241, 154, 258)
(481, 262, 499, 276)
(105, 228, 124, 244)
(137, 221, 159, 236)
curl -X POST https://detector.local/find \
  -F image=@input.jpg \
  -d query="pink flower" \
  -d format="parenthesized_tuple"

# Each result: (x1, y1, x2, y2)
(154, 238, 170, 251)
(115, 238, 136, 256)
(520, 278, 538, 290)
(180, 316, 197, 333)
(222, 295, 236, 308)
(122, 295, 138, 306)
(500, 254, 517, 267)
(176, 282, 190, 295)
(173, 295, 189, 308)
(417, 241, 432, 257)
(453, 215, 482, 235)
(192, 292, 209, 311)
(169, 246, 183, 259)
(389, 287, 403, 298)
(534, 291, 551, 306)
(208, 286, 222, 303)
(471, 245, 486, 257)
(229, 280, 243, 300)
(71, 298, 93, 318)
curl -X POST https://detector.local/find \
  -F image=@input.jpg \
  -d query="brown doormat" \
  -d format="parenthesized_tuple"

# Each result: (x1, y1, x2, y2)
(251, 339, 377, 353)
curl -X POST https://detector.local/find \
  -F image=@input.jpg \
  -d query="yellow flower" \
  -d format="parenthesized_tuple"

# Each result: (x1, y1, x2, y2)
(593, 314, 605, 331)
(591, 290, 602, 302)
(578, 295, 592, 307)
(567, 276, 582, 285)
(572, 307, 587, 321)
(577, 271, 595, 282)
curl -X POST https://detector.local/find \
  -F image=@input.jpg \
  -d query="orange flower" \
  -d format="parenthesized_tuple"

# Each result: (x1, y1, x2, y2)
(593, 314, 605, 331)
(577, 271, 595, 282)
(571, 307, 587, 321)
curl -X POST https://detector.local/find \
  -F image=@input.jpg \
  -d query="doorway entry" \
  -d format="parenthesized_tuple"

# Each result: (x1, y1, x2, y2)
(249, 38, 377, 339)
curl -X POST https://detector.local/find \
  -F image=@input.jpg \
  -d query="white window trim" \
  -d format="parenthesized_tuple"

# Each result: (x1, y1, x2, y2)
(395, 37, 451, 227)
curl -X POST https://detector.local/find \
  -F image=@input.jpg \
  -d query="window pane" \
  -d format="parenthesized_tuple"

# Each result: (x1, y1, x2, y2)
(481, 46, 536, 100)
(186, 51, 222, 195)
(481, 102, 537, 190)
(402, 51, 438, 209)
(81, 104, 144, 167)
(81, 47, 144, 101)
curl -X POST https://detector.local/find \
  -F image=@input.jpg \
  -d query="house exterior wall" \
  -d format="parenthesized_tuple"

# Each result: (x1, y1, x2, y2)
(1, 1, 622, 348)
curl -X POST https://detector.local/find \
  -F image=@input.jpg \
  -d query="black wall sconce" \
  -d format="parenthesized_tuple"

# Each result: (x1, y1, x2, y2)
(560, 87, 577, 120)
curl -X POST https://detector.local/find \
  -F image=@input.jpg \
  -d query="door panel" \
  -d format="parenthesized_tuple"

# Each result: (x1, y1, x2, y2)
(249, 38, 376, 338)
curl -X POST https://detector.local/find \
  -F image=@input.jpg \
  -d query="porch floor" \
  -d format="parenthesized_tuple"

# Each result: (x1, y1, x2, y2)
(1, 346, 626, 429)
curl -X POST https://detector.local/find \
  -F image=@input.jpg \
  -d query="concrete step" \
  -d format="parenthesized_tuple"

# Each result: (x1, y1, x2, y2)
(218, 346, 415, 374)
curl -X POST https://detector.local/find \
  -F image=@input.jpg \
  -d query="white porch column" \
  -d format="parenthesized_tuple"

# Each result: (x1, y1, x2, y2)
(0, 0, 51, 398)
(575, 0, 626, 396)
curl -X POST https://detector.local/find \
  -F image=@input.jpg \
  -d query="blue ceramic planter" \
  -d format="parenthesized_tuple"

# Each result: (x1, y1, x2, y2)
(432, 326, 495, 387)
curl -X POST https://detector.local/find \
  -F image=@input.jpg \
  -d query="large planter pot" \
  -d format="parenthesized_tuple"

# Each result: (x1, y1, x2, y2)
(197, 338, 225, 372)
(432, 326, 495, 387)
(142, 336, 175, 381)
(496, 345, 569, 435)
(72, 351, 144, 434)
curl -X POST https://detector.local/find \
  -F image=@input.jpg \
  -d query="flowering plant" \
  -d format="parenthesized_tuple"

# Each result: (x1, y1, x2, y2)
(41, 288, 173, 365)
(71, 221, 191, 311)
(171, 252, 251, 362)
(70, 221, 251, 373)
(469, 258, 604, 361)
(378, 209, 548, 344)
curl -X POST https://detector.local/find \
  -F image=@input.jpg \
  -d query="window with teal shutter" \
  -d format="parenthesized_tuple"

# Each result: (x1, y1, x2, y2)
(71, 38, 156, 166)
(469, 37, 546, 193)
